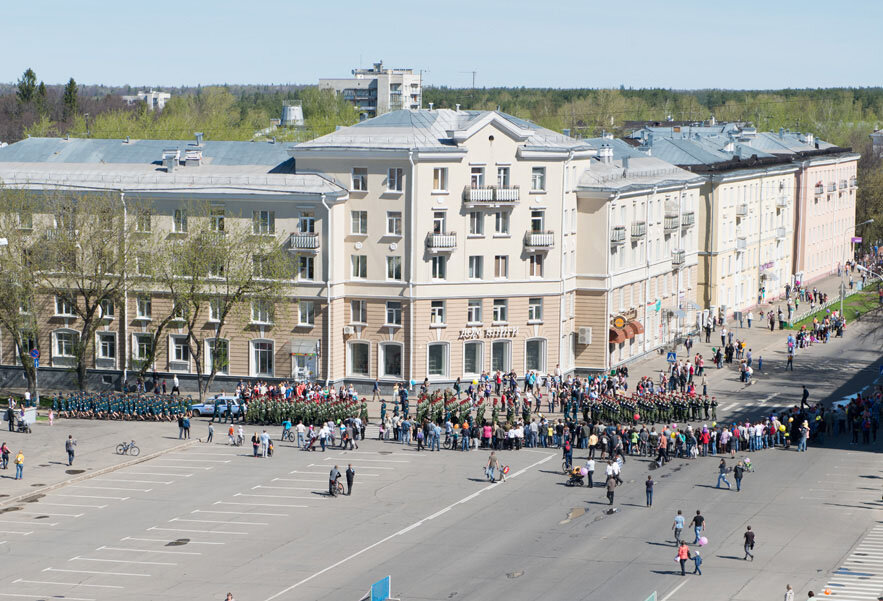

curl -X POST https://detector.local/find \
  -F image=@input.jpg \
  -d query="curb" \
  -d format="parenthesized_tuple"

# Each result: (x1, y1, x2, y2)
(0, 439, 200, 508)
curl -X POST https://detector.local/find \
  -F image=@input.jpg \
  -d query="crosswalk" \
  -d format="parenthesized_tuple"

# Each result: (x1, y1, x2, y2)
(824, 523, 883, 600)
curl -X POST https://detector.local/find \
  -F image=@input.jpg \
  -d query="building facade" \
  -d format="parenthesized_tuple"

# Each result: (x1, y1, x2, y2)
(121, 90, 171, 112)
(319, 61, 422, 119)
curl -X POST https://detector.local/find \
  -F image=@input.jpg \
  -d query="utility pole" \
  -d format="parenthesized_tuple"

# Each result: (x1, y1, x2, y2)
(459, 70, 477, 106)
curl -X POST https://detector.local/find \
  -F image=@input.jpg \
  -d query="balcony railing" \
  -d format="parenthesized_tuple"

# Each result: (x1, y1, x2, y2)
(663, 215, 679, 232)
(671, 249, 685, 266)
(839, 180, 848, 190)
(524, 230, 554, 249)
(462, 185, 520, 205)
(736, 204, 748, 217)
(814, 184, 825, 196)
(611, 226, 626, 244)
(736, 237, 747, 250)
(426, 231, 457, 251)
(681, 211, 695, 227)
(289, 232, 320, 251)
(776, 196, 787, 209)
(827, 182, 837, 193)
(850, 176, 858, 188)
(631, 221, 647, 239)
(775, 226, 786, 240)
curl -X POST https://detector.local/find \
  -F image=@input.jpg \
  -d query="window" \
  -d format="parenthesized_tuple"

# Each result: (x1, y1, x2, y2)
(529, 254, 544, 277)
(352, 167, 368, 191)
(251, 300, 273, 324)
(253, 255, 270, 278)
(431, 255, 447, 280)
(430, 300, 445, 326)
(433, 167, 448, 191)
(468, 211, 484, 236)
(467, 299, 482, 324)
(380, 343, 402, 377)
(299, 213, 315, 233)
(385, 301, 402, 326)
(493, 299, 508, 323)
(252, 340, 274, 377)
(170, 335, 190, 364)
(531, 167, 546, 191)
(136, 296, 151, 319)
(351, 210, 368, 235)
(386, 256, 402, 280)
(210, 205, 225, 232)
(173, 209, 187, 233)
(530, 210, 545, 232)
(206, 338, 229, 375)
(252, 210, 275, 235)
(298, 301, 315, 326)
(491, 340, 510, 372)
(99, 298, 114, 319)
(351, 255, 367, 279)
(497, 166, 510, 187)
(349, 341, 370, 376)
(470, 167, 485, 188)
(208, 258, 224, 278)
(209, 298, 223, 322)
(55, 296, 75, 317)
(528, 298, 543, 322)
(298, 256, 315, 281)
(526, 339, 546, 372)
(133, 333, 151, 361)
(494, 255, 509, 278)
(427, 343, 448, 377)
(386, 211, 402, 236)
(351, 300, 367, 324)
(17, 211, 33, 230)
(55, 330, 76, 357)
(432, 211, 446, 234)
(494, 211, 510, 235)
(468, 256, 483, 279)
(97, 332, 116, 360)
(172, 302, 187, 322)
(464, 341, 482, 375)
(387, 168, 403, 192)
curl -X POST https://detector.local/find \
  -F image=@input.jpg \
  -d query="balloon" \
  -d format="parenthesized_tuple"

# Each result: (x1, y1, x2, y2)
(672, 423, 677, 429)
(472, 379, 478, 385)
(670, 433, 676, 439)
(699, 536, 708, 546)
(580, 467, 588, 476)
(634, 413, 641, 421)
(815, 416, 821, 421)
(779, 425, 786, 432)
(410, 379, 417, 387)
(788, 417, 794, 422)
(711, 421, 717, 427)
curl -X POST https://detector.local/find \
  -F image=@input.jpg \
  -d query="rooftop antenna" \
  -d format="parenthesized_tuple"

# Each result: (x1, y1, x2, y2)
(459, 70, 477, 106)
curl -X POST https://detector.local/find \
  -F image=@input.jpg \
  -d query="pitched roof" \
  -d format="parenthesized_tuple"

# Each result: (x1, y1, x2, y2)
(577, 138, 703, 194)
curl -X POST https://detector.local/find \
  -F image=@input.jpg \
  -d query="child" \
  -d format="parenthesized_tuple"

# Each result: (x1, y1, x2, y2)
(693, 549, 702, 575)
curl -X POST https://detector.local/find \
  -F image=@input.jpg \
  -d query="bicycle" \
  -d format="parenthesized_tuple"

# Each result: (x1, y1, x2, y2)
(330, 478, 344, 496)
(116, 440, 140, 456)
(443, 433, 453, 450)
(281, 430, 295, 442)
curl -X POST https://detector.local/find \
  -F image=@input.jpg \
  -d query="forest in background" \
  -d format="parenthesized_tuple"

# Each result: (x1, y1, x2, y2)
(2, 68, 883, 243)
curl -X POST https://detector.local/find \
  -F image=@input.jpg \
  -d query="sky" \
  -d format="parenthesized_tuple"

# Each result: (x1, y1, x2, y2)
(4, 0, 881, 90)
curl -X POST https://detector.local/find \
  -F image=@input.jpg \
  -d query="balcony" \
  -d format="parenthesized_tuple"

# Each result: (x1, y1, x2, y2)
(663, 215, 679, 232)
(850, 176, 858, 188)
(671, 249, 685, 266)
(631, 221, 647, 239)
(839, 180, 848, 190)
(775, 226, 786, 240)
(681, 211, 695, 227)
(736, 237, 747, 251)
(827, 182, 837, 193)
(776, 196, 787, 209)
(524, 230, 554, 249)
(426, 231, 457, 252)
(289, 232, 320, 252)
(462, 185, 520, 206)
(736, 204, 748, 217)
(495, 186, 520, 203)
(610, 226, 626, 245)
(814, 184, 825, 196)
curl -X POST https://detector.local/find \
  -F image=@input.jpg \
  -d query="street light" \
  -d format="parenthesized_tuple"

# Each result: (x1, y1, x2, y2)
(840, 219, 874, 317)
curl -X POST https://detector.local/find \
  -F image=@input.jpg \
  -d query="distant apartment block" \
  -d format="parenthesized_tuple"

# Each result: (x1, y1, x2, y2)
(121, 90, 171, 111)
(319, 61, 421, 119)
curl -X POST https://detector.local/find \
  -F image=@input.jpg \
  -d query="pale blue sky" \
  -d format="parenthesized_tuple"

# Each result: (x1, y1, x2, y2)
(5, 0, 880, 89)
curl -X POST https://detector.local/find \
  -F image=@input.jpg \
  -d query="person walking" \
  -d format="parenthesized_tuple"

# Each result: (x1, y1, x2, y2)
(183, 415, 191, 439)
(585, 457, 595, 488)
(645, 475, 654, 507)
(690, 510, 705, 544)
(260, 430, 270, 458)
(207, 422, 214, 443)
(692, 549, 703, 575)
(0, 442, 9, 469)
(677, 541, 691, 576)
(717, 458, 732, 489)
(733, 461, 744, 492)
(345, 464, 355, 496)
(606, 475, 616, 505)
(673, 510, 685, 545)
(329, 465, 341, 497)
(486, 451, 500, 483)
(783, 584, 794, 601)
(14, 449, 24, 480)
(65, 435, 77, 466)
(743, 525, 755, 560)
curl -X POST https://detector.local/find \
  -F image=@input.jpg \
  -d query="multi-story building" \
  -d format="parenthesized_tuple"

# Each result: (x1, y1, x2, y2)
(121, 90, 171, 112)
(573, 138, 704, 373)
(319, 61, 421, 120)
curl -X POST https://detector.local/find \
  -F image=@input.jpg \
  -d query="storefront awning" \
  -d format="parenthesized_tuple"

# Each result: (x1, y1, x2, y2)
(609, 327, 626, 344)
(622, 323, 636, 339)
(630, 320, 645, 335)
(290, 338, 319, 356)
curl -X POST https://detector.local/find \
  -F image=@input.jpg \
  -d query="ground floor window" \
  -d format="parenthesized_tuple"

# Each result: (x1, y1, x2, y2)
(54, 330, 77, 357)
(349, 341, 370, 376)
(491, 340, 510, 373)
(427, 342, 448, 378)
(97, 332, 116, 361)
(205, 338, 229, 375)
(525, 338, 545, 372)
(379, 343, 402, 378)
(252, 340, 274, 377)
(463, 341, 482, 375)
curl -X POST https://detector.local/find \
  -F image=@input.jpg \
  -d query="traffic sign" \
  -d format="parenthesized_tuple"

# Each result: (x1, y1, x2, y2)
(34, 358, 39, 369)
(666, 352, 677, 363)
(30, 348, 39, 359)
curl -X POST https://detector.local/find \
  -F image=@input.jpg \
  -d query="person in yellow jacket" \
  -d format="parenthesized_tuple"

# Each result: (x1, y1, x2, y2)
(14, 450, 24, 480)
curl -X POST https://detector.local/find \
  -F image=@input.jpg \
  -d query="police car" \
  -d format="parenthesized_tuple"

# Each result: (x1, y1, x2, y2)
(190, 394, 241, 417)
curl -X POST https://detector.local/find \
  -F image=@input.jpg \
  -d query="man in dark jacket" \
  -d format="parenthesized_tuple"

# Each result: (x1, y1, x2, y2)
(345, 464, 355, 496)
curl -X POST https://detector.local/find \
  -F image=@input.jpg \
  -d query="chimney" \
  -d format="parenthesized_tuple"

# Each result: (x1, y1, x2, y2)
(428, 102, 433, 110)
(194, 132, 204, 146)
(161, 148, 180, 173)
(599, 143, 613, 164)
(779, 127, 785, 139)
(455, 103, 461, 112)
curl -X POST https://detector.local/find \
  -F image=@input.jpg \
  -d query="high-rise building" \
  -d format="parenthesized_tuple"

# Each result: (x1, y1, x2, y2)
(319, 61, 421, 119)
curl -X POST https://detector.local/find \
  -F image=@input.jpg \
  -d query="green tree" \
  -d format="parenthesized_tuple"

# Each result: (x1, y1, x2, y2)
(16, 68, 37, 104)
(35, 81, 47, 116)
(63, 77, 79, 121)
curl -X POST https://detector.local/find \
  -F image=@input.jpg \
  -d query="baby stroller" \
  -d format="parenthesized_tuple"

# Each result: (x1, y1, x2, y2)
(302, 434, 319, 452)
(565, 467, 585, 487)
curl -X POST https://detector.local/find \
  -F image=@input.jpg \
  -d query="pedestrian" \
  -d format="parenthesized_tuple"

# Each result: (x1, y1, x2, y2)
(645, 475, 654, 507)
(178, 414, 184, 439)
(183, 415, 191, 439)
(7, 405, 15, 432)
(225, 594, 235, 601)
(690, 510, 705, 544)
(260, 429, 270, 457)
(733, 461, 744, 492)
(692, 549, 702, 575)
(744, 525, 755, 560)
(672, 510, 685, 545)
(48, 408, 54, 426)
(329, 465, 341, 497)
(14, 449, 24, 480)
(717, 458, 732, 489)
(585, 457, 595, 488)
(345, 463, 355, 495)
(207, 422, 214, 443)
(0, 442, 8, 469)
(172, 374, 180, 396)
(486, 451, 499, 482)
(606, 475, 616, 505)
(65, 435, 77, 466)
(784, 585, 794, 601)
(677, 541, 690, 576)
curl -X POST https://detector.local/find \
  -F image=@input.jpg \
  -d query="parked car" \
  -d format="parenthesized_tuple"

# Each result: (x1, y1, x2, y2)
(190, 394, 241, 417)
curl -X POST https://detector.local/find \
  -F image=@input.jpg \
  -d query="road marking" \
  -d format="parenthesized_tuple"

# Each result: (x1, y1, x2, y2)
(308, 463, 392, 470)
(759, 393, 779, 403)
(0, 593, 95, 600)
(98, 545, 201, 556)
(151, 463, 213, 470)
(234, 493, 315, 500)
(98, 478, 172, 485)
(70, 556, 176, 566)
(323, 457, 407, 463)
(43, 567, 150, 577)
(2, 531, 32, 536)
(147, 526, 247, 535)
(273, 478, 327, 483)
(285, 472, 378, 479)
(262, 453, 555, 601)
(824, 527, 883, 600)
(155, 458, 230, 463)
(0, 519, 57, 527)
(193, 510, 287, 517)
(214, 501, 309, 508)
(721, 402, 739, 411)
(17, 511, 83, 517)
(171, 517, 268, 526)
(74, 486, 152, 493)
(253, 485, 315, 491)
(121, 536, 224, 545)
(55, 494, 130, 501)
(36, 502, 107, 509)
(660, 579, 689, 601)
(128, 471, 192, 477)
(13, 578, 123, 589)
(171, 452, 239, 456)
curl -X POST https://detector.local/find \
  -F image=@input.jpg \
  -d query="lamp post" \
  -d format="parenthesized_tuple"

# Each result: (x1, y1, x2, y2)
(840, 219, 874, 317)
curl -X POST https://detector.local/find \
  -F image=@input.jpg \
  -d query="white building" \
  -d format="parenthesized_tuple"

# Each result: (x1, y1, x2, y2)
(319, 61, 421, 119)
(121, 90, 171, 112)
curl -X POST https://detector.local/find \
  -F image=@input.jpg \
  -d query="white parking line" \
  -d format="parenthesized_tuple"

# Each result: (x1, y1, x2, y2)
(43, 567, 150, 577)
(13, 578, 122, 589)
(234, 493, 315, 500)
(0, 519, 57, 527)
(214, 501, 309, 508)
(98, 479, 172, 485)
(121, 536, 224, 545)
(147, 526, 247, 535)
(171, 517, 268, 526)
(323, 457, 407, 463)
(71, 556, 176, 566)
(193, 509, 287, 517)
(97, 545, 201, 556)
(36, 502, 106, 509)
(55, 494, 129, 501)
(273, 478, 327, 483)
(308, 463, 392, 470)
(74, 486, 152, 493)
(284, 472, 377, 478)
(721, 402, 739, 411)
(253, 485, 314, 491)
(18, 511, 83, 517)
(172, 452, 241, 457)
(155, 458, 230, 463)
(3, 531, 32, 536)
(0, 593, 95, 600)
(151, 464, 213, 470)
(128, 471, 193, 477)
